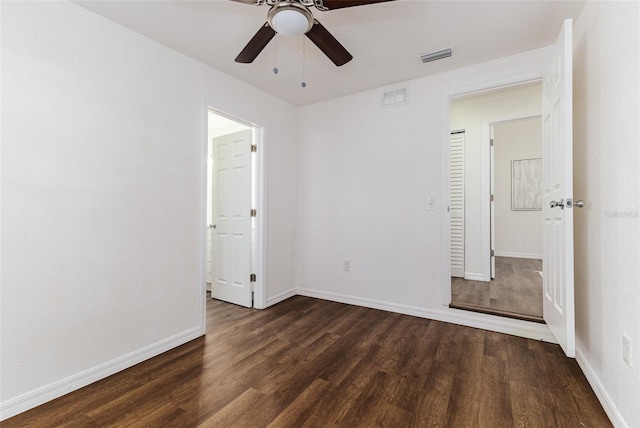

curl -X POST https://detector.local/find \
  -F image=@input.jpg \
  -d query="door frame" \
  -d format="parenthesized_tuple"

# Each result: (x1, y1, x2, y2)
(490, 124, 495, 279)
(201, 104, 268, 324)
(440, 74, 542, 306)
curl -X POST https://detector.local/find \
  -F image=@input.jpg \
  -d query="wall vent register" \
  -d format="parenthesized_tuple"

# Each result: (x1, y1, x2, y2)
(417, 47, 453, 63)
(382, 87, 408, 108)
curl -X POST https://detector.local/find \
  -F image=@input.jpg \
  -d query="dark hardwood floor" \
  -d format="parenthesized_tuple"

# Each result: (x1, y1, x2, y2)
(3, 293, 610, 427)
(451, 257, 543, 321)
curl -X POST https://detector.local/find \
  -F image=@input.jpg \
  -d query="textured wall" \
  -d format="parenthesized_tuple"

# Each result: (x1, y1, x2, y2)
(573, 1, 640, 427)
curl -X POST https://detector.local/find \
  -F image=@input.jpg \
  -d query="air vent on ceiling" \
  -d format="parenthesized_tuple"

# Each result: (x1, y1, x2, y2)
(382, 87, 408, 108)
(417, 47, 453, 64)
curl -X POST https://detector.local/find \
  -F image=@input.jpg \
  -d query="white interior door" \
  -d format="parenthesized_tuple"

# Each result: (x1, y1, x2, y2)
(450, 131, 465, 278)
(211, 129, 253, 308)
(542, 18, 574, 357)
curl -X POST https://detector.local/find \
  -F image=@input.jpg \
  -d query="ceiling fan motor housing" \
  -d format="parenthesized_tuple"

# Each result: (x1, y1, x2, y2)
(267, 1, 314, 37)
(235, 0, 392, 65)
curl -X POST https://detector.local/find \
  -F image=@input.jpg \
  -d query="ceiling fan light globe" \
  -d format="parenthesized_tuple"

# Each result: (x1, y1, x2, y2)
(267, 2, 313, 37)
(272, 10, 309, 37)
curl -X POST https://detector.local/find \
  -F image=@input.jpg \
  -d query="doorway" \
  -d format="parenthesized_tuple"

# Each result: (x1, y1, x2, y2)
(442, 19, 575, 357)
(447, 83, 544, 322)
(206, 110, 262, 308)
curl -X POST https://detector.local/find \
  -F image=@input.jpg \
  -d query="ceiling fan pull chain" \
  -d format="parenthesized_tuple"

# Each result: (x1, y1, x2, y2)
(273, 35, 279, 74)
(301, 36, 307, 88)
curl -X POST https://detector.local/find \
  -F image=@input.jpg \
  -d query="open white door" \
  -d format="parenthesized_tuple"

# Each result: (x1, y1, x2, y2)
(211, 129, 253, 308)
(542, 19, 574, 357)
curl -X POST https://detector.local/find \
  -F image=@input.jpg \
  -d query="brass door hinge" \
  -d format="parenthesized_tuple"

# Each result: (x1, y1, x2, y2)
(250, 209, 257, 217)
(250, 273, 256, 282)
(251, 144, 257, 153)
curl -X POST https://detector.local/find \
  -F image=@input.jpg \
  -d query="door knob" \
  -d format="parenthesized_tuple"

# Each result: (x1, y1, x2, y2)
(574, 200, 585, 208)
(550, 199, 564, 209)
(209, 224, 216, 229)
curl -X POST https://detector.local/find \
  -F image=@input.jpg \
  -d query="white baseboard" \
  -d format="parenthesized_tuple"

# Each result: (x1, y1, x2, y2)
(575, 345, 627, 428)
(0, 327, 203, 421)
(266, 288, 297, 307)
(464, 272, 488, 281)
(494, 251, 542, 259)
(296, 288, 556, 343)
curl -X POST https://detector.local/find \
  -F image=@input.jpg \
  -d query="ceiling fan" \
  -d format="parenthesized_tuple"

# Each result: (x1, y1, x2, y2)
(232, 0, 394, 66)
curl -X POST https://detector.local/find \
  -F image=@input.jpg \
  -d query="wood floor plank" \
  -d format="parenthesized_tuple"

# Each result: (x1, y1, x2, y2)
(248, 332, 341, 395)
(409, 360, 458, 426)
(266, 379, 332, 427)
(443, 328, 488, 427)
(298, 383, 364, 427)
(196, 388, 268, 428)
(384, 321, 445, 413)
(2, 294, 611, 428)
(338, 371, 399, 426)
(174, 379, 250, 425)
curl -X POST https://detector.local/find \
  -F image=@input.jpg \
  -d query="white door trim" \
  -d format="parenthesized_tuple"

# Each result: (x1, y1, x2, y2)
(252, 126, 268, 309)
(199, 105, 208, 334)
(490, 125, 495, 280)
(440, 73, 541, 306)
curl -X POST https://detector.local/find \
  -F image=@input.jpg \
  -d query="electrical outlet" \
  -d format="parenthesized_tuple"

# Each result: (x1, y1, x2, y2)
(426, 197, 435, 211)
(343, 260, 351, 272)
(623, 334, 632, 367)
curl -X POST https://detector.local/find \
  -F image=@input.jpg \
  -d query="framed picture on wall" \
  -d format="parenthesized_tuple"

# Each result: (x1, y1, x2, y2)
(512, 158, 542, 211)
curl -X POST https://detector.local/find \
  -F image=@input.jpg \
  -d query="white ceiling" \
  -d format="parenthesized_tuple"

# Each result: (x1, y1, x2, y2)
(75, 0, 585, 106)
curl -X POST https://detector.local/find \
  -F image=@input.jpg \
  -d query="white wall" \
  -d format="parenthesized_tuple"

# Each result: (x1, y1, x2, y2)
(573, 2, 640, 427)
(450, 83, 542, 276)
(0, 1, 298, 419)
(297, 48, 549, 311)
(494, 117, 542, 259)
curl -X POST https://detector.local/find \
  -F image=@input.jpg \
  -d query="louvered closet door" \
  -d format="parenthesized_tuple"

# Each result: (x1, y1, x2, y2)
(450, 132, 465, 278)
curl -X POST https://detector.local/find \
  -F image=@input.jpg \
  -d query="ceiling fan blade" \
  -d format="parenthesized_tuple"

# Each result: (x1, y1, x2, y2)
(235, 23, 276, 63)
(319, 0, 395, 10)
(305, 20, 353, 66)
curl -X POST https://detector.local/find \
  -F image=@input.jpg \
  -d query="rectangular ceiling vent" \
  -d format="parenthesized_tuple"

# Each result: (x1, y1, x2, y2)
(381, 87, 408, 108)
(417, 47, 453, 64)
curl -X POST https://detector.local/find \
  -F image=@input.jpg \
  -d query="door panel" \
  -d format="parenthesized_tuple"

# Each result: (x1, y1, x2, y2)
(542, 19, 574, 357)
(211, 130, 253, 308)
